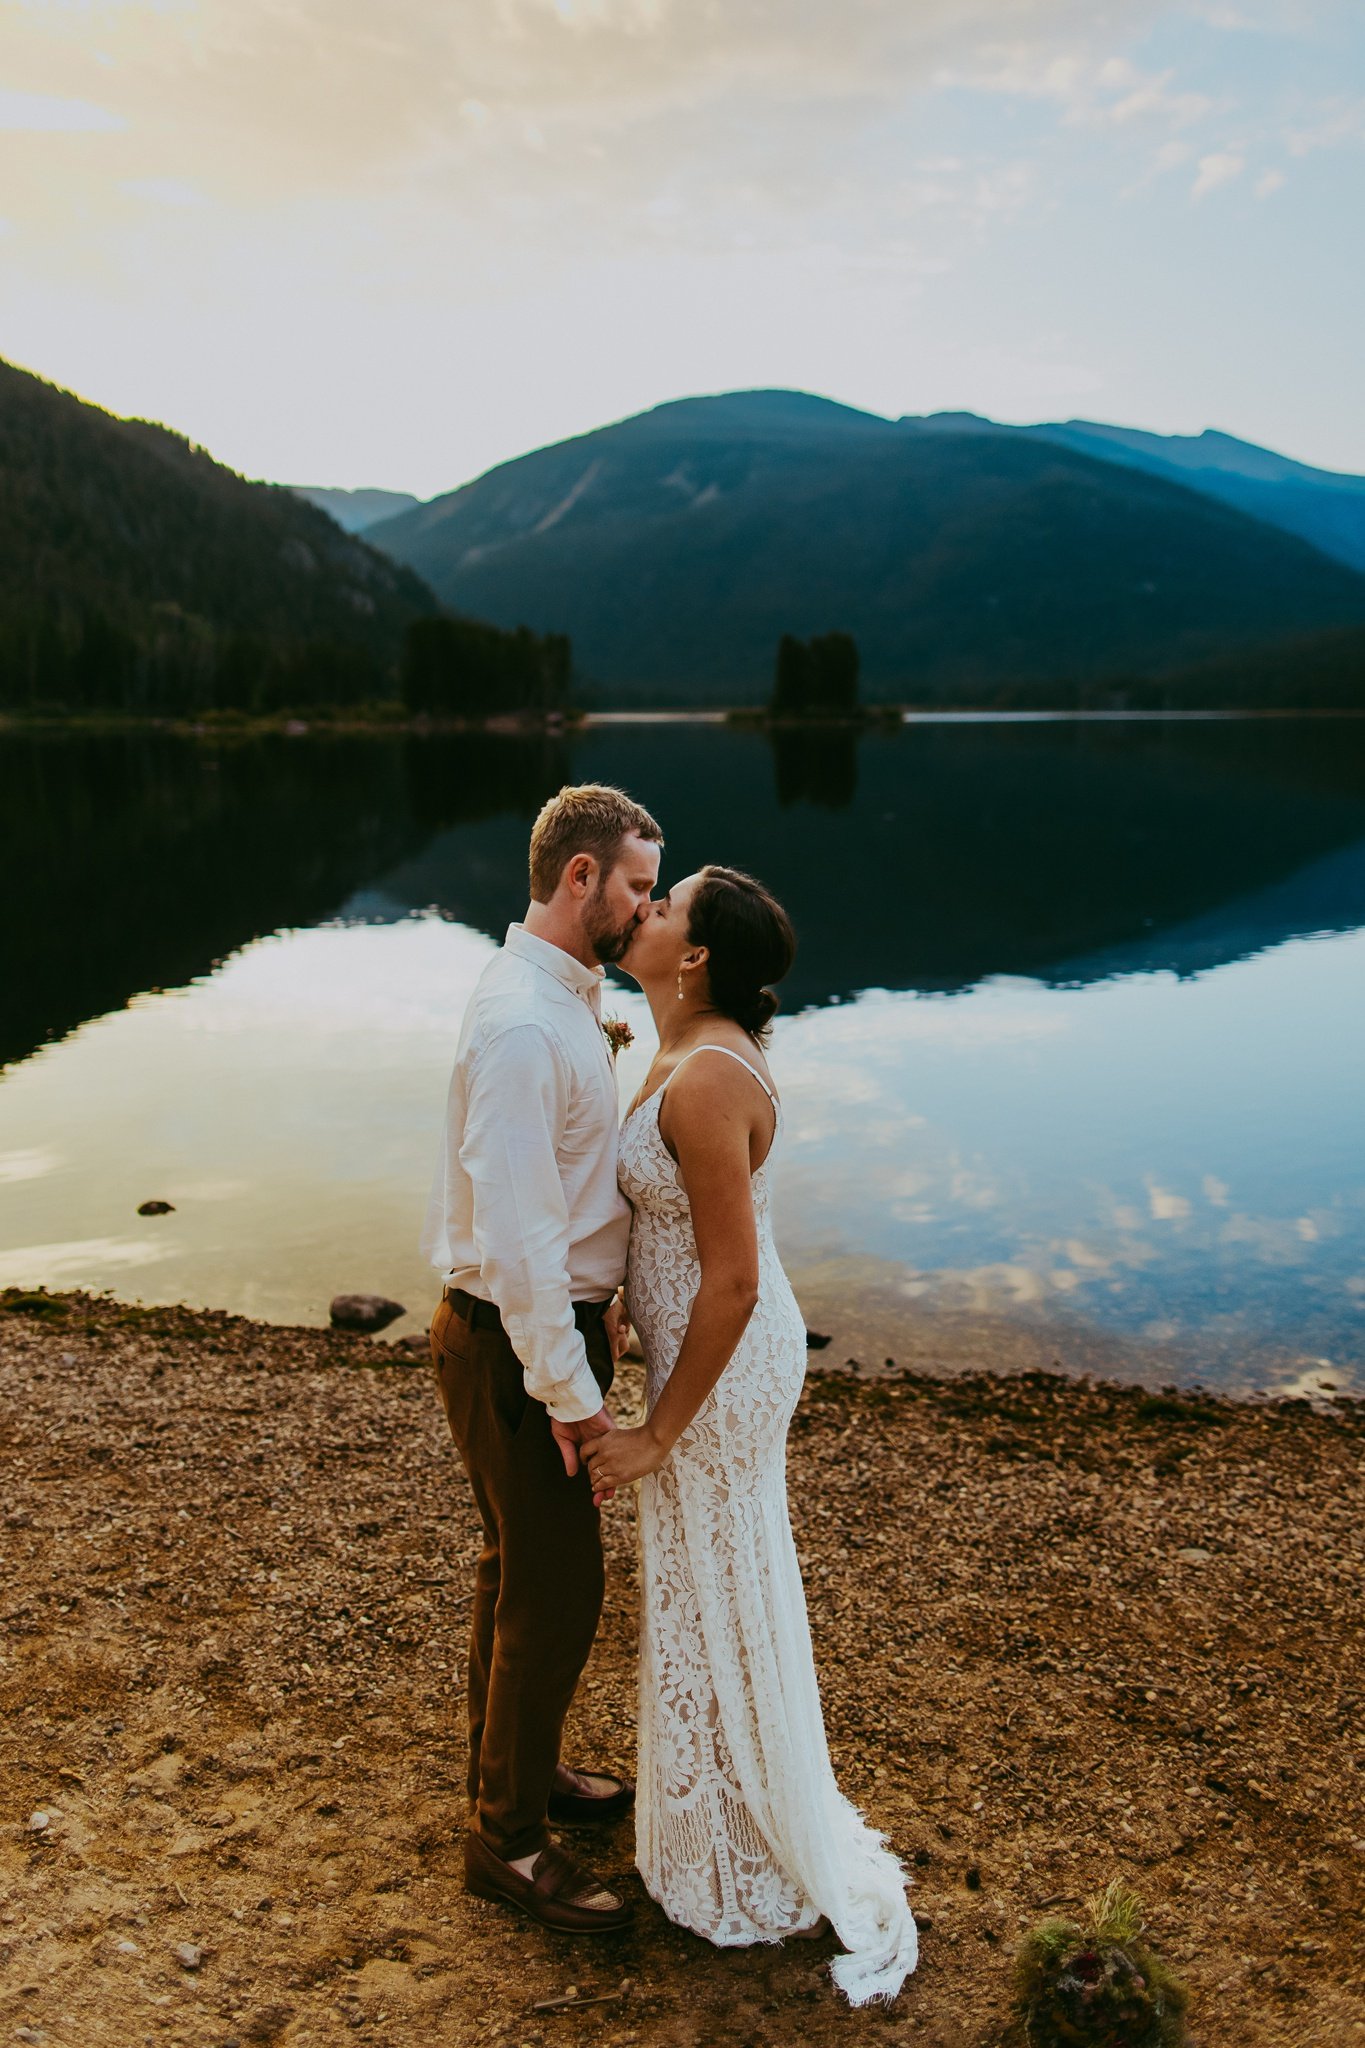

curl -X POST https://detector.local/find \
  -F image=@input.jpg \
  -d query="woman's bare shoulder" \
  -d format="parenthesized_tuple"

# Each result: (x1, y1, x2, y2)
(667, 1035, 777, 1112)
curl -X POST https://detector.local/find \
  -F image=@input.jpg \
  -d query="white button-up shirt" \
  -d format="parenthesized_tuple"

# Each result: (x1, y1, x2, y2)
(421, 923, 630, 1423)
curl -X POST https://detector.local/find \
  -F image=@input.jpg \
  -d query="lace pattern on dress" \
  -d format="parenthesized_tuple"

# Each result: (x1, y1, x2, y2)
(620, 1050, 918, 2004)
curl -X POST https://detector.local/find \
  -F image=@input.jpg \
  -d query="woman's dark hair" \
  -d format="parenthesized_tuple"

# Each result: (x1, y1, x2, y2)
(687, 865, 796, 1041)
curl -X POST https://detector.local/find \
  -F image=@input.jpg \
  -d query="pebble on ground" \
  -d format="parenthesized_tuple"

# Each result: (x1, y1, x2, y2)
(1, 1290, 1362, 2047)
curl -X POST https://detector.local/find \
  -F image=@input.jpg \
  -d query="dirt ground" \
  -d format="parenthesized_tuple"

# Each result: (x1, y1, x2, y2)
(1, 1289, 1362, 2048)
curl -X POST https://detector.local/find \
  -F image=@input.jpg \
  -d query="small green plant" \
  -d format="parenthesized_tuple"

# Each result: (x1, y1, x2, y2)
(1013, 1878, 1189, 2047)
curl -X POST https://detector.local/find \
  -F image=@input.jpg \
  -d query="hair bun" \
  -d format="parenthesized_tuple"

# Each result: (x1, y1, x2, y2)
(742, 988, 779, 1035)
(686, 867, 795, 1042)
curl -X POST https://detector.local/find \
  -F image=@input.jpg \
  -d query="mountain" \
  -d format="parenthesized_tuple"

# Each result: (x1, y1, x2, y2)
(367, 389, 1365, 706)
(0, 359, 438, 713)
(906, 412, 1365, 574)
(290, 485, 421, 533)
(1036, 423, 1365, 574)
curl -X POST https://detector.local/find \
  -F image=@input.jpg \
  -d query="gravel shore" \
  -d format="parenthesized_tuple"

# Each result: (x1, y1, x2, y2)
(1, 1289, 1362, 2048)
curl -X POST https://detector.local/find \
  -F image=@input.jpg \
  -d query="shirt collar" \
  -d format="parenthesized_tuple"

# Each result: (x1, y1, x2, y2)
(505, 923, 605, 1005)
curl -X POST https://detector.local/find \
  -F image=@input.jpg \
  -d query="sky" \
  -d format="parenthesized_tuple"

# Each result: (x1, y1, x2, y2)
(1, 0, 1362, 498)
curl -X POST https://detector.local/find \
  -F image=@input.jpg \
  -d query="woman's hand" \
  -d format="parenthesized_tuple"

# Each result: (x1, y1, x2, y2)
(582, 1425, 665, 1507)
(603, 1293, 633, 1365)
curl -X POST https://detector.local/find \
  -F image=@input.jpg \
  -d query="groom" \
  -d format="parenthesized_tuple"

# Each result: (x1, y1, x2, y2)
(423, 783, 663, 1934)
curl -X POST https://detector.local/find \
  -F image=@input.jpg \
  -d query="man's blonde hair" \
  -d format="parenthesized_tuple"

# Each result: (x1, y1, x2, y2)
(528, 784, 664, 904)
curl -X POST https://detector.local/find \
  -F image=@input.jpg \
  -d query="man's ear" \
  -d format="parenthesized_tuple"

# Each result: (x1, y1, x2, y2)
(564, 853, 596, 898)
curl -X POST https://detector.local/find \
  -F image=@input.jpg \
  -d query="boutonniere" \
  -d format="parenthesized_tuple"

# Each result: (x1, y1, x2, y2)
(603, 1016, 634, 1059)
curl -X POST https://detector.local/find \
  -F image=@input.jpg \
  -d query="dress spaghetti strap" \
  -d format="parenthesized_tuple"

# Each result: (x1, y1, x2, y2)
(658, 1043, 778, 1107)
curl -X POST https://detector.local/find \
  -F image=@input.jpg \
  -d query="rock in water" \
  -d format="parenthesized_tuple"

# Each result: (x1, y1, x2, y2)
(329, 1294, 406, 1335)
(137, 1199, 176, 1215)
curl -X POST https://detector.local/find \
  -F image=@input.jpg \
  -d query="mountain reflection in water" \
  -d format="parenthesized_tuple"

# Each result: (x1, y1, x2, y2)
(6, 716, 1365, 1070)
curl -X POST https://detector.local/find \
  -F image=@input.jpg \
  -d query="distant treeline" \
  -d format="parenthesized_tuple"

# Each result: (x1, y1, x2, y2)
(401, 617, 571, 718)
(917, 625, 1365, 713)
(0, 354, 573, 721)
(0, 607, 575, 719)
(0, 607, 395, 715)
(771, 632, 860, 717)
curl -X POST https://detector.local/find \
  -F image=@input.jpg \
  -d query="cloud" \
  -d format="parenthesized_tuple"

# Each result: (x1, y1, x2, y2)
(0, 1147, 61, 1185)
(1191, 148, 1245, 197)
(1120, 134, 1192, 194)
(934, 42, 1213, 132)
(1090, 58, 1212, 128)
(2, 0, 1354, 488)
(0, 1236, 167, 1287)
(1254, 166, 1285, 196)
(1284, 97, 1365, 157)
(120, 177, 206, 208)
(0, 0, 1171, 217)
(1218, 1212, 1316, 1264)
(0, 87, 125, 133)
(969, 160, 1035, 222)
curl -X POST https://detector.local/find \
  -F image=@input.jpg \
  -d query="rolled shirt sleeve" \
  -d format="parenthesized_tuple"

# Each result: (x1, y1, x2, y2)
(458, 1021, 605, 1425)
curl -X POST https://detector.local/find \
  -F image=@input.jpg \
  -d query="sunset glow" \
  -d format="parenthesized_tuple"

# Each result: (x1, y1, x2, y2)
(1, 0, 1361, 493)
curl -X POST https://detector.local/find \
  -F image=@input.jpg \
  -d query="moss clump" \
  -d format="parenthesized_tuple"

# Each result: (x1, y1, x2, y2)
(1134, 1393, 1228, 1428)
(1, 1288, 68, 1319)
(1013, 1879, 1190, 2047)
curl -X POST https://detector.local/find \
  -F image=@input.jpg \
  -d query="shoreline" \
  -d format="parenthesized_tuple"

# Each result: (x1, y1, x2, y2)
(4, 705, 1365, 741)
(2, 1289, 1362, 2046)
(4, 1280, 1350, 1409)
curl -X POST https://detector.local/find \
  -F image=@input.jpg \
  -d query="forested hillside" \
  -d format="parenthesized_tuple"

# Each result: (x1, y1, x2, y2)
(369, 390, 1365, 706)
(0, 359, 438, 713)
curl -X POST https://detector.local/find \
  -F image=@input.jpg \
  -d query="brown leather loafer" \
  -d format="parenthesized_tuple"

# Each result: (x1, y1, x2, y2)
(464, 1830, 632, 1935)
(546, 1763, 635, 1826)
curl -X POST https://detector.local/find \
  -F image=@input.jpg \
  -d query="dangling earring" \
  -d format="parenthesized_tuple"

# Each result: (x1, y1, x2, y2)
(676, 967, 685, 1002)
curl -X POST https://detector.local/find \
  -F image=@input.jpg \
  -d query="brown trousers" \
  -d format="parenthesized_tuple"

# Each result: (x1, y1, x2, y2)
(430, 1293, 614, 1863)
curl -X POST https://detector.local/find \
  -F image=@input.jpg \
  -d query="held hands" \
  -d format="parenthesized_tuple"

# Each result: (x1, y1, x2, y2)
(582, 1425, 666, 1509)
(548, 1405, 615, 1481)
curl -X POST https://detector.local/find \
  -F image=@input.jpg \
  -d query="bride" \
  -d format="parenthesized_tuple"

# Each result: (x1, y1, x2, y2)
(581, 865, 918, 2005)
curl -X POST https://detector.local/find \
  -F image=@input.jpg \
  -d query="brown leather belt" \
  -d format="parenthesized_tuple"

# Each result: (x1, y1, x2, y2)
(442, 1285, 611, 1334)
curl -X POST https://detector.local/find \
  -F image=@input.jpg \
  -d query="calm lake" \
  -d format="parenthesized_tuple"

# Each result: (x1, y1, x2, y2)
(3, 716, 1364, 1395)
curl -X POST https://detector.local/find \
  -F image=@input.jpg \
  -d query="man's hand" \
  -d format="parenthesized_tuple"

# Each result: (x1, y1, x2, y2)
(603, 1295, 632, 1365)
(548, 1404, 616, 1481)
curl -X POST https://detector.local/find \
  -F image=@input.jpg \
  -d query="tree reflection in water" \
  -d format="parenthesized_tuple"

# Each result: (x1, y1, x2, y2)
(0, 730, 567, 1069)
(5, 715, 1365, 1069)
(770, 724, 859, 809)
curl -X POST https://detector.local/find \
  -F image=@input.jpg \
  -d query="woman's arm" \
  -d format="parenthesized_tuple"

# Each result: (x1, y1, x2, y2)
(583, 1059, 764, 1503)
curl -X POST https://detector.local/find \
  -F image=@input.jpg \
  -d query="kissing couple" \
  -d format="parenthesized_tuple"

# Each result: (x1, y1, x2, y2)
(421, 783, 917, 2004)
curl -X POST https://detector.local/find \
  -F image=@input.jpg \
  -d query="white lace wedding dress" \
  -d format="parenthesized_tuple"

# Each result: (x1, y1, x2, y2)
(619, 1045, 918, 2005)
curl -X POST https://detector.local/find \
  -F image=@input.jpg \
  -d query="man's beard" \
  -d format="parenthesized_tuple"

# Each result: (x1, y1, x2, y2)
(586, 883, 637, 965)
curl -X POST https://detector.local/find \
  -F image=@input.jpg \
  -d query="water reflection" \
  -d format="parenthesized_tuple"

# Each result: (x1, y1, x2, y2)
(0, 915, 1359, 1391)
(4, 714, 1365, 1386)
(770, 724, 859, 808)
(7, 717, 1365, 1068)
(0, 729, 566, 1069)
